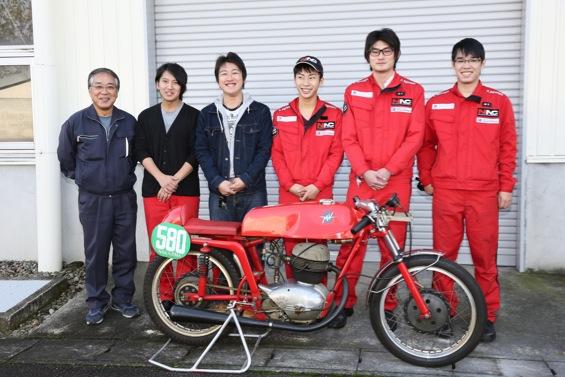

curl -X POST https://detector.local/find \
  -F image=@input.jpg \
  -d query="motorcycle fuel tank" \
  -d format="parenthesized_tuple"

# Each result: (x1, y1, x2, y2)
(241, 201, 360, 240)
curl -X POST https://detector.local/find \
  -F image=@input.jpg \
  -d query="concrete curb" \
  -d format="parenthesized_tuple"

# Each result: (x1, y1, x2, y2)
(0, 277, 68, 331)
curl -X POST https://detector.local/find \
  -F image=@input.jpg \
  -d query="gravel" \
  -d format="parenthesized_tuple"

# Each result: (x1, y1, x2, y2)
(0, 260, 86, 337)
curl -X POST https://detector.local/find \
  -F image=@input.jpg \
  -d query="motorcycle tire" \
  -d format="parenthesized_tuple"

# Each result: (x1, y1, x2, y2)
(143, 249, 241, 346)
(369, 255, 487, 367)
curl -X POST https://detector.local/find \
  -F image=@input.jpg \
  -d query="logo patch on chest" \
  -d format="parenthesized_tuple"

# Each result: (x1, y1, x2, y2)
(316, 121, 335, 130)
(392, 98, 412, 106)
(476, 108, 500, 124)
(477, 108, 499, 117)
(391, 98, 413, 113)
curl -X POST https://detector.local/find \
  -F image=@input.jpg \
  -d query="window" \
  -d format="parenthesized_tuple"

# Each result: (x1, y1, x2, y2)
(0, 0, 34, 154)
(0, 65, 32, 142)
(0, 0, 33, 45)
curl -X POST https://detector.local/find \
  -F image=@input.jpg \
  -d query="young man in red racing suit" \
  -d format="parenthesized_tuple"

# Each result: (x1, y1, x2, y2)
(271, 56, 344, 279)
(330, 28, 425, 328)
(417, 38, 518, 342)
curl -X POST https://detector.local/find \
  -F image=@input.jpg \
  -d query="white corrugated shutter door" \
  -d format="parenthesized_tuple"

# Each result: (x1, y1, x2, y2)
(153, 0, 523, 266)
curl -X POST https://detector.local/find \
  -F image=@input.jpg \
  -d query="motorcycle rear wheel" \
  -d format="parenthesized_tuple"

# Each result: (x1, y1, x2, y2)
(143, 250, 240, 346)
(369, 255, 487, 367)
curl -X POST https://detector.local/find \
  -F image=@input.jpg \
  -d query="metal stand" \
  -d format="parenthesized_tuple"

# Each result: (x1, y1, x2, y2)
(148, 308, 271, 374)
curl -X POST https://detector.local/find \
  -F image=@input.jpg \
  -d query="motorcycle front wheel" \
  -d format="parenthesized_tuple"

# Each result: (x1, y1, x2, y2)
(369, 255, 487, 367)
(143, 249, 240, 346)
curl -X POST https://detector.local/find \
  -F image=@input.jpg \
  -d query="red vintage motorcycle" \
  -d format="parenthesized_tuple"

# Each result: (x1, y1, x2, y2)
(144, 195, 486, 372)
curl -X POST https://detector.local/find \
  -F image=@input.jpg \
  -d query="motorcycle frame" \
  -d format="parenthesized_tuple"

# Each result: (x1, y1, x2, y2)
(181, 211, 433, 321)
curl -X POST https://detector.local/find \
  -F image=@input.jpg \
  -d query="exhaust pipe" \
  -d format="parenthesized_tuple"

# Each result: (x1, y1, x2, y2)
(170, 305, 274, 329)
(169, 272, 348, 333)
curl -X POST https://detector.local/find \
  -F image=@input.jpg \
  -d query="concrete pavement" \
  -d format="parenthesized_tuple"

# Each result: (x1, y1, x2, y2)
(1, 262, 564, 376)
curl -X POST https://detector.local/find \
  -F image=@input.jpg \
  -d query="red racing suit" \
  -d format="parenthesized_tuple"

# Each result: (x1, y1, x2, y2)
(272, 97, 344, 278)
(417, 81, 518, 322)
(272, 97, 344, 203)
(337, 73, 425, 308)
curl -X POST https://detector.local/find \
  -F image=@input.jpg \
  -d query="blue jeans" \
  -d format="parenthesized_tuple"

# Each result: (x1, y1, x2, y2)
(209, 190, 267, 222)
(209, 190, 267, 263)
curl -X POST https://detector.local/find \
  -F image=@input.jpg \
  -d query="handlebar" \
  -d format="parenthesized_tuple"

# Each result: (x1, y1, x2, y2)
(351, 215, 372, 235)
(350, 194, 411, 234)
(351, 196, 377, 234)
(352, 196, 378, 212)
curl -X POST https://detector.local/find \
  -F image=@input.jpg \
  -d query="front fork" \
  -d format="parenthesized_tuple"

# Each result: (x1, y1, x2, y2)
(380, 231, 432, 319)
(395, 261, 431, 319)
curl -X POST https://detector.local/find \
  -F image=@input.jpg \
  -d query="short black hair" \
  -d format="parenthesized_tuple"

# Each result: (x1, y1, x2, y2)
(293, 64, 323, 78)
(155, 63, 188, 100)
(451, 38, 485, 61)
(364, 28, 401, 69)
(88, 68, 120, 90)
(214, 52, 247, 89)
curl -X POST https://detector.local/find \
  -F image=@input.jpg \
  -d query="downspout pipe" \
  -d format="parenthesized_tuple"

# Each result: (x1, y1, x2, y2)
(32, 0, 62, 272)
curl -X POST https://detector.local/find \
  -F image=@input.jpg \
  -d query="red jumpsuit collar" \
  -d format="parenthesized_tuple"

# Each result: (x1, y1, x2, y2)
(450, 80, 484, 103)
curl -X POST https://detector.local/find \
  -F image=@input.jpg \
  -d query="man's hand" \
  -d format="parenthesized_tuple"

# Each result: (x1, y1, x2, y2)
(424, 184, 434, 196)
(362, 168, 391, 190)
(218, 180, 236, 196)
(301, 184, 320, 201)
(498, 191, 513, 209)
(289, 184, 305, 198)
(229, 177, 246, 193)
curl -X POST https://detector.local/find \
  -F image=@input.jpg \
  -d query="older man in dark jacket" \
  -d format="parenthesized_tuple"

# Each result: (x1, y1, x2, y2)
(57, 68, 139, 326)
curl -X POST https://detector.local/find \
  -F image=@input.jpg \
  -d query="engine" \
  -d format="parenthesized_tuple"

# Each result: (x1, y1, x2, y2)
(259, 242, 331, 323)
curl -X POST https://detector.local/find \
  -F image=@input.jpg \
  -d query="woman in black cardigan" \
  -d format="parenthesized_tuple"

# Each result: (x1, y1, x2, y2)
(135, 63, 200, 270)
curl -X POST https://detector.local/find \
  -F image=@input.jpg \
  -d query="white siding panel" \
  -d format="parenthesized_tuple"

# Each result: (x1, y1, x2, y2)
(56, 0, 151, 119)
(53, 0, 152, 262)
(153, 0, 523, 265)
(524, 0, 565, 162)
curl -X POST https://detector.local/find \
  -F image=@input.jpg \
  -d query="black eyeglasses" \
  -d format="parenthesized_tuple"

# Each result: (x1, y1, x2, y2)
(368, 47, 394, 57)
(453, 58, 483, 65)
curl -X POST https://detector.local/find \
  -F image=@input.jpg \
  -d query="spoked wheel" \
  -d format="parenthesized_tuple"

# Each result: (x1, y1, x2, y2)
(143, 249, 240, 345)
(369, 255, 487, 367)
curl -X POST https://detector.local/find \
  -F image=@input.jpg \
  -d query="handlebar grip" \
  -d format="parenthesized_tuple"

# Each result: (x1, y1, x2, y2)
(351, 215, 372, 235)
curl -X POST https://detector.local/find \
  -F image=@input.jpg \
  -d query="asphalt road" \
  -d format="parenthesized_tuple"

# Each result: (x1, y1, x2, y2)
(0, 363, 361, 377)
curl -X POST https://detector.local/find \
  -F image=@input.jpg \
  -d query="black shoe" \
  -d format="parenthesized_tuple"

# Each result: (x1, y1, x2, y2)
(436, 320, 454, 338)
(328, 308, 348, 329)
(482, 320, 496, 342)
(385, 310, 397, 332)
(344, 307, 354, 317)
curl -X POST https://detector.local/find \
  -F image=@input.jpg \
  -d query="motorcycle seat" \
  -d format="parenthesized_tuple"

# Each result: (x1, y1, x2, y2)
(183, 217, 242, 236)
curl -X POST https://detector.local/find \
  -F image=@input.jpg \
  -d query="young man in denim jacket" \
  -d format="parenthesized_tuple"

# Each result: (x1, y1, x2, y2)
(196, 52, 272, 228)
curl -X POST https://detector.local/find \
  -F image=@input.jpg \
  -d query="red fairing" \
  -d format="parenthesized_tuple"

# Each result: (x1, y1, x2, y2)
(241, 202, 360, 240)
(160, 205, 183, 225)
